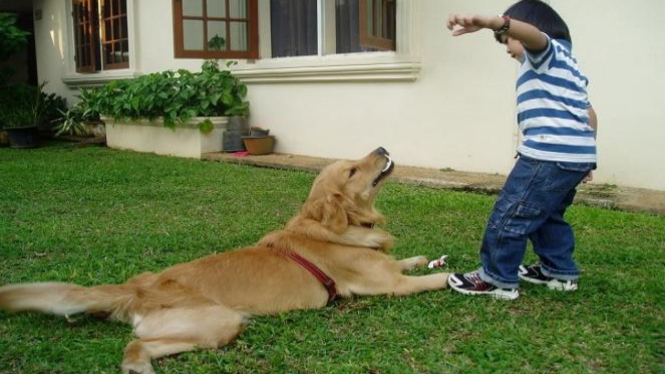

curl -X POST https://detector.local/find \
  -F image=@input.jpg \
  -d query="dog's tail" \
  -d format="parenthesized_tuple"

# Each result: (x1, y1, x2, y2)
(0, 282, 138, 322)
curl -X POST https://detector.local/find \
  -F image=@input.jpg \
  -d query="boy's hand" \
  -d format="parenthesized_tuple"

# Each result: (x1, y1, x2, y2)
(447, 14, 495, 36)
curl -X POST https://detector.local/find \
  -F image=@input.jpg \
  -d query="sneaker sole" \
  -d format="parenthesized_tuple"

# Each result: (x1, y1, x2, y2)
(518, 273, 550, 285)
(519, 274, 578, 291)
(546, 280, 578, 291)
(448, 277, 519, 300)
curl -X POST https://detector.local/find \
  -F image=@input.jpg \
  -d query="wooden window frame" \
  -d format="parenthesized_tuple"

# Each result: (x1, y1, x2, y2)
(73, 0, 98, 72)
(72, 0, 129, 73)
(359, 0, 396, 51)
(100, 0, 130, 70)
(173, 0, 259, 59)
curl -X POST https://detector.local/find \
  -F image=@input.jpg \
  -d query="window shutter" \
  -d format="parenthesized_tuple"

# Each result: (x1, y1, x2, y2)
(359, 0, 395, 51)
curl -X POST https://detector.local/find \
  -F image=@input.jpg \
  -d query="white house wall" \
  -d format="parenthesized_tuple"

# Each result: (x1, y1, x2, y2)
(553, 0, 665, 192)
(32, 0, 665, 191)
(32, 0, 79, 102)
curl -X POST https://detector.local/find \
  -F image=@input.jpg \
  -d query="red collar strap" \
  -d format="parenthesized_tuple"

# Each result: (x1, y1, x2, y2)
(280, 251, 338, 303)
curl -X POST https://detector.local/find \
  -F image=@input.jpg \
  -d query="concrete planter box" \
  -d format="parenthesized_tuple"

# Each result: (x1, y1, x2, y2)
(103, 116, 229, 159)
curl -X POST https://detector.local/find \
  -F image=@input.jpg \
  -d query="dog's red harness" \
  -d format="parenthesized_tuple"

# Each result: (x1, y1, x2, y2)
(280, 251, 338, 303)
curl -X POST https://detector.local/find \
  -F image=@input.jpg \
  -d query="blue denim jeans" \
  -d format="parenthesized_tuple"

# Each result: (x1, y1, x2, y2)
(478, 156, 594, 289)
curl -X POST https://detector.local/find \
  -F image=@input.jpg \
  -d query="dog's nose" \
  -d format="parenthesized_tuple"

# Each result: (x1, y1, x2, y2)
(374, 147, 389, 156)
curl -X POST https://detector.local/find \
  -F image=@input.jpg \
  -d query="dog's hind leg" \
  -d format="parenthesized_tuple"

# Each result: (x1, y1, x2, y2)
(121, 305, 246, 374)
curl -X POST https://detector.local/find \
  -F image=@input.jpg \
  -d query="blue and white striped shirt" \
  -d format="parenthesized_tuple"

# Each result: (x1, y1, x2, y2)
(516, 35, 597, 163)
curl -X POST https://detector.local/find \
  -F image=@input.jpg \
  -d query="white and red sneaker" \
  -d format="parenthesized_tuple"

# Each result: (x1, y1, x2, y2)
(518, 263, 578, 291)
(448, 271, 519, 300)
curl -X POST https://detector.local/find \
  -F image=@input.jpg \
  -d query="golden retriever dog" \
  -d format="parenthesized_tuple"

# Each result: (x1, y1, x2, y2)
(0, 147, 449, 374)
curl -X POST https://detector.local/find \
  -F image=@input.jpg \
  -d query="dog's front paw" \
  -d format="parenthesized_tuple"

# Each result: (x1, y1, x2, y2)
(412, 256, 429, 268)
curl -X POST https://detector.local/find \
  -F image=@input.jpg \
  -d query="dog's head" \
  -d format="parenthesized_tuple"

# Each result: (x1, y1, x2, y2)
(296, 147, 395, 234)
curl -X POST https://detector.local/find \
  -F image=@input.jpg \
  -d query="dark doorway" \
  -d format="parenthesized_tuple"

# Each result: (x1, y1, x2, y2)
(1, 1, 38, 86)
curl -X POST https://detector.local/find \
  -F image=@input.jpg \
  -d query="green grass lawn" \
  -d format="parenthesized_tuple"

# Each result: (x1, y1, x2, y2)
(0, 143, 663, 374)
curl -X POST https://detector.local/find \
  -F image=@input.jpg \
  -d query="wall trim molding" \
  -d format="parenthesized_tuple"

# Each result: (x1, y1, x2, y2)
(234, 61, 421, 83)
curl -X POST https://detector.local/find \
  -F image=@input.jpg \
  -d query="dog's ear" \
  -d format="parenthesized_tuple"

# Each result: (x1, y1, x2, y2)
(303, 192, 348, 234)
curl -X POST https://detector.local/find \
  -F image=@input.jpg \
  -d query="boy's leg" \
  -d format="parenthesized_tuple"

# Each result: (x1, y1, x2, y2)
(480, 156, 557, 287)
(528, 188, 580, 280)
(521, 169, 588, 292)
(449, 157, 591, 298)
(449, 157, 544, 299)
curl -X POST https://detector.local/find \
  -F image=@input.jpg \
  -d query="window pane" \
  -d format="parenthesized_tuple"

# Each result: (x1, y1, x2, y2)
(336, 0, 362, 53)
(114, 18, 122, 39)
(207, 0, 226, 18)
(120, 14, 128, 38)
(229, 21, 247, 51)
(364, 0, 372, 36)
(336, 0, 394, 53)
(207, 21, 227, 50)
(184, 19, 204, 50)
(376, 0, 383, 36)
(105, 19, 112, 38)
(229, 0, 247, 18)
(121, 41, 129, 62)
(270, 0, 317, 57)
(183, 0, 203, 17)
(104, 44, 113, 63)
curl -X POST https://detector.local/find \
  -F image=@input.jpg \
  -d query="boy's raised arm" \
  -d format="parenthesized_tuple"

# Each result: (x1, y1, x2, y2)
(447, 14, 548, 52)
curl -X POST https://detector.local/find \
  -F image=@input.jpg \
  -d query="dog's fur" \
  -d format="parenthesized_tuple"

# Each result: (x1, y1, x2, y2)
(0, 147, 448, 374)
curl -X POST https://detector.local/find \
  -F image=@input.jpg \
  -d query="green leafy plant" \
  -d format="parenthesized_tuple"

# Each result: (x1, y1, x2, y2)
(41, 91, 68, 128)
(0, 13, 31, 89)
(54, 107, 87, 136)
(0, 105, 35, 129)
(0, 13, 30, 61)
(53, 88, 100, 136)
(207, 34, 226, 51)
(0, 82, 67, 130)
(82, 60, 249, 133)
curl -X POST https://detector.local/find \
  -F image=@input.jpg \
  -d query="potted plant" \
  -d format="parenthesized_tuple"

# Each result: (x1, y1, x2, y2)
(2, 106, 40, 148)
(0, 83, 52, 149)
(83, 60, 250, 158)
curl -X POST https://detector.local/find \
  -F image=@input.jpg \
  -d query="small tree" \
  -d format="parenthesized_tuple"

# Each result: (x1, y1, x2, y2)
(0, 13, 30, 88)
(0, 13, 30, 61)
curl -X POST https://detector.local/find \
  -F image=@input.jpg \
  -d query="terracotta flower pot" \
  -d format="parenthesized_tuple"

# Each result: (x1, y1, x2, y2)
(242, 135, 275, 155)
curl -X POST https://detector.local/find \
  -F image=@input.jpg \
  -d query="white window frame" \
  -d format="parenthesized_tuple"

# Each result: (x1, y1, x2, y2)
(233, 0, 421, 83)
(62, 0, 141, 87)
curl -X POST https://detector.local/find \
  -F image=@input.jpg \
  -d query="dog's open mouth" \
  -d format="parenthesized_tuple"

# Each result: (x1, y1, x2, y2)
(372, 155, 394, 187)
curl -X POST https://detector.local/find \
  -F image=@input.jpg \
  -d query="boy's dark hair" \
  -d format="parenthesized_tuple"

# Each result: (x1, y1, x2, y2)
(495, 0, 571, 44)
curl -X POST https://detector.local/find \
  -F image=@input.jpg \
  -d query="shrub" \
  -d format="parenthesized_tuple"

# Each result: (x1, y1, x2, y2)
(0, 82, 66, 129)
(0, 13, 30, 61)
(91, 60, 249, 132)
(54, 88, 100, 136)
